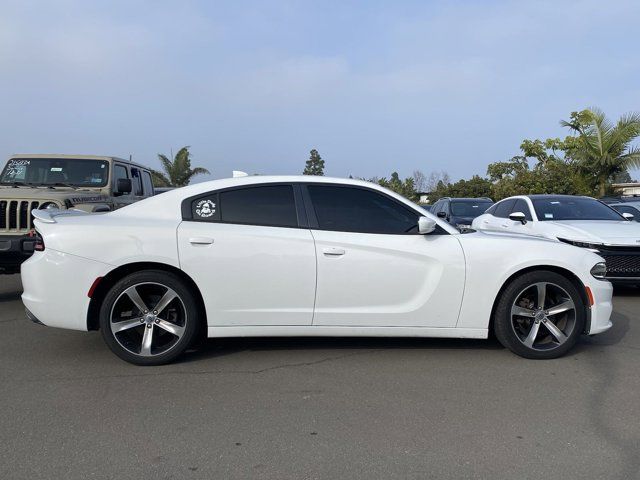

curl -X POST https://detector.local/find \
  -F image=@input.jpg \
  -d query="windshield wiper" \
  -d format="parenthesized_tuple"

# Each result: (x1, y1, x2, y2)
(43, 182, 78, 190)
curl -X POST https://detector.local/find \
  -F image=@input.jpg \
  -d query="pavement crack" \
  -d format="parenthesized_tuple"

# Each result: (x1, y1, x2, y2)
(21, 348, 386, 383)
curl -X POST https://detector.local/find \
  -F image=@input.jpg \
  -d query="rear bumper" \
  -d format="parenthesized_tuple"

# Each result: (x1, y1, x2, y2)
(21, 249, 110, 331)
(0, 234, 36, 273)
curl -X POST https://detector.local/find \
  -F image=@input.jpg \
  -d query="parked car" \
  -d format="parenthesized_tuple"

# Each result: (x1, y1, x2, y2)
(22, 176, 612, 365)
(430, 197, 494, 230)
(0, 154, 155, 274)
(472, 194, 640, 283)
(609, 202, 640, 222)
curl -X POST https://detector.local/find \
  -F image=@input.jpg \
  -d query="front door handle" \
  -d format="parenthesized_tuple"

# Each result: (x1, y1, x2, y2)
(322, 247, 345, 256)
(189, 237, 214, 245)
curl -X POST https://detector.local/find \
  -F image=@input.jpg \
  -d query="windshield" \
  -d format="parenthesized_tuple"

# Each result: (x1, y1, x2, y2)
(450, 200, 493, 217)
(0, 158, 109, 187)
(531, 197, 624, 221)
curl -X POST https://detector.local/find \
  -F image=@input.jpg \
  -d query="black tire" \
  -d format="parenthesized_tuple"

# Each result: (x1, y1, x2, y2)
(493, 270, 585, 359)
(99, 270, 201, 365)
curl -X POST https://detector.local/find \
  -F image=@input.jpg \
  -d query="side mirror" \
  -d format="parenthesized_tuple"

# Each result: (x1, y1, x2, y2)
(622, 212, 635, 221)
(509, 211, 527, 224)
(115, 178, 132, 196)
(436, 211, 447, 219)
(418, 216, 437, 234)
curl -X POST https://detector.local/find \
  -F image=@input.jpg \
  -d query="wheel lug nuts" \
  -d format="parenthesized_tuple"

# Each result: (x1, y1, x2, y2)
(146, 324, 152, 328)
(154, 319, 159, 324)
(153, 311, 158, 315)
(139, 318, 144, 323)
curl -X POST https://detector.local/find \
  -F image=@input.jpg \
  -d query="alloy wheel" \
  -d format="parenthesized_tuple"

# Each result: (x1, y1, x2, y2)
(109, 282, 187, 357)
(510, 282, 577, 351)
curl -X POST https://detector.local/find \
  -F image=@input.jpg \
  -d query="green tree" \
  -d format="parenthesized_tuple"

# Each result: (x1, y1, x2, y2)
(427, 175, 493, 203)
(561, 108, 640, 196)
(303, 149, 325, 176)
(376, 172, 417, 201)
(152, 146, 210, 187)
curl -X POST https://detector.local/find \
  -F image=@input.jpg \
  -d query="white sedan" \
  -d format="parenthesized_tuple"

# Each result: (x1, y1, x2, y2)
(472, 194, 640, 283)
(22, 177, 613, 365)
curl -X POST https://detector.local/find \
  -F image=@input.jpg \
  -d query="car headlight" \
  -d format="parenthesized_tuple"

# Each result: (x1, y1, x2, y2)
(558, 238, 602, 252)
(40, 202, 59, 210)
(590, 262, 607, 279)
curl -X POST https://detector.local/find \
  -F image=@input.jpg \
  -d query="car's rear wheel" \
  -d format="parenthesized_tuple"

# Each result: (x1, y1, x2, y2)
(494, 270, 585, 359)
(99, 270, 200, 365)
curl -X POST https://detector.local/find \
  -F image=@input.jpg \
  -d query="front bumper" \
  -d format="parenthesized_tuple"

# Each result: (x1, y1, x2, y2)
(0, 234, 36, 273)
(586, 279, 613, 335)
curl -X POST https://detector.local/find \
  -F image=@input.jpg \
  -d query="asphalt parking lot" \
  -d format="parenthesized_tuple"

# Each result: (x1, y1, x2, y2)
(0, 274, 639, 480)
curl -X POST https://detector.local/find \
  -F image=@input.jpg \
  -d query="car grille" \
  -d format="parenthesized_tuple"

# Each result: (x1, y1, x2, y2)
(0, 200, 42, 233)
(598, 245, 640, 279)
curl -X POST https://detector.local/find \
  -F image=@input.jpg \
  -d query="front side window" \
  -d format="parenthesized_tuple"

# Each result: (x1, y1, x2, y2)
(307, 185, 419, 234)
(493, 199, 516, 218)
(0, 158, 109, 187)
(611, 205, 640, 221)
(511, 199, 533, 221)
(532, 197, 624, 221)
(113, 164, 129, 192)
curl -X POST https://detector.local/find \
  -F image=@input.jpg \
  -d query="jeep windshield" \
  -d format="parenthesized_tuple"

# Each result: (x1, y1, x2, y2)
(0, 158, 109, 187)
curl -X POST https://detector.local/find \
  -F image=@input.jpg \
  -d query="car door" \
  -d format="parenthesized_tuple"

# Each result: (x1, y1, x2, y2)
(177, 184, 316, 326)
(304, 184, 465, 327)
(501, 198, 535, 234)
(483, 199, 516, 231)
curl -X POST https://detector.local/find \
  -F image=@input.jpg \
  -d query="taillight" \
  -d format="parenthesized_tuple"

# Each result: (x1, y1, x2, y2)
(34, 231, 45, 251)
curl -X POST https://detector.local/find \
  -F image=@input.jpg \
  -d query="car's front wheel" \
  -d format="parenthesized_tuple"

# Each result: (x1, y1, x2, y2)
(99, 270, 200, 365)
(494, 270, 586, 359)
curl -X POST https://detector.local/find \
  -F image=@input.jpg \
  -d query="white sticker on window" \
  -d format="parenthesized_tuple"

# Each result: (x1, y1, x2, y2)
(544, 213, 553, 219)
(195, 199, 216, 218)
(50, 167, 63, 172)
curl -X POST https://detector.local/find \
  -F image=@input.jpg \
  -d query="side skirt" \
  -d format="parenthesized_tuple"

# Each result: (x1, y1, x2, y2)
(207, 326, 488, 339)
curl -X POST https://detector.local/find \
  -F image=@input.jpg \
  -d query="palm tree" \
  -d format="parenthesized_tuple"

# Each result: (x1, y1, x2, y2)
(151, 146, 210, 187)
(561, 108, 640, 197)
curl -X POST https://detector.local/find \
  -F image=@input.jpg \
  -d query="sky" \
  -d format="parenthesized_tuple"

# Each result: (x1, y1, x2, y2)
(1, 0, 639, 183)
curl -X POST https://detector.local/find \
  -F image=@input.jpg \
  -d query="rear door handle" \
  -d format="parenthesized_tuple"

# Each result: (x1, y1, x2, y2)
(322, 247, 345, 256)
(189, 237, 214, 245)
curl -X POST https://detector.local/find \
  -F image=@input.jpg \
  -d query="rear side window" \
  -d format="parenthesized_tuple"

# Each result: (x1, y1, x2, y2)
(220, 185, 298, 227)
(307, 185, 419, 234)
(142, 171, 154, 196)
(189, 185, 298, 227)
(130, 168, 144, 196)
(493, 199, 516, 218)
(511, 199, 533, 221)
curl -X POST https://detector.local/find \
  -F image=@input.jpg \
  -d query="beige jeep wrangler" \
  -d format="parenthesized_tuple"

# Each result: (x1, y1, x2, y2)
(0, 154, 155, 274)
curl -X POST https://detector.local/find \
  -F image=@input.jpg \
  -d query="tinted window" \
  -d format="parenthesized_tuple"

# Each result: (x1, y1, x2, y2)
(493, 199, 516, 218)
(485, 203, 497, 215)
(308, 185, 419, 234)
(142, 171, 154, 195)
(511, 199, 532, 221)
(220, 185, 298, 227)
(130, 167, 143, 196)
(450, 200, 493, 217)
(532, 197, 623, 221)
(612, 205, 640, 221)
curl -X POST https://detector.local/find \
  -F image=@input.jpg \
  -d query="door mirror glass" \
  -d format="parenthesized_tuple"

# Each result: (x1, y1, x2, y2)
(115, 178, 132, 196)
(418, 216, 437, 234)
(436, 211, 447, 219)
(509, 211, 527, 224)
(622, 212, 635, 221)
